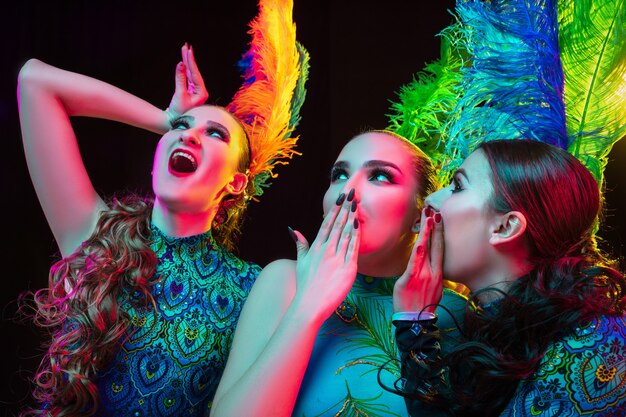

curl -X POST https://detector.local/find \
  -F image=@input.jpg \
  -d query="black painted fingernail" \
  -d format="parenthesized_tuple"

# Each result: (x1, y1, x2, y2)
(351, 200, 357, 212)
(336, 193, 346, 206)
(287, 226, 298, 243)
(347, 188, 355, 202)
(353, 218, 359, 229)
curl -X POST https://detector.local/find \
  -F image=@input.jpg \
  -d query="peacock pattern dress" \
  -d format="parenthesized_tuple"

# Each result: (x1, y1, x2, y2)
(292, 274, 468, 417)
(96, 224, 260, 417)
(397, 313, 626, 416)
(501, 314, 626, 416)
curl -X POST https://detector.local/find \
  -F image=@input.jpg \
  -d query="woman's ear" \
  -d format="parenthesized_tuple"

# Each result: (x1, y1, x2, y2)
(489, 211, 527, 247)
(225, 172, 248, 195)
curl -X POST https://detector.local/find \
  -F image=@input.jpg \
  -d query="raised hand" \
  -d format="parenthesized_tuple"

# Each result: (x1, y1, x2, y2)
(289, 189, 361, 323)
(393, 208, 444, 314)
(167, 43, 209, 119)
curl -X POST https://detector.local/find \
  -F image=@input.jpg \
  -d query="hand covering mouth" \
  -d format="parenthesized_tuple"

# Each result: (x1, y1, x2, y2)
(169, 149, 198, 173)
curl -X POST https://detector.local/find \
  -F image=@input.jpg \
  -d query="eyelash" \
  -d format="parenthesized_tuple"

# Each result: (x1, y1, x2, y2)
(170, 117, 190, 130)
(330, 167, 348, 182)
(206, 128, 226, 141)
(451, 177, 463, 193)
(369, 168, 394, 183)
(329, 168, 395, 183)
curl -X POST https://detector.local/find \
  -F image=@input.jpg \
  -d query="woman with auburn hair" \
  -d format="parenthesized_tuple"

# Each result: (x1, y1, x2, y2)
(392, 139, 625, 416)
(211, 130, 468, 417)
(16, 0, 309, 414)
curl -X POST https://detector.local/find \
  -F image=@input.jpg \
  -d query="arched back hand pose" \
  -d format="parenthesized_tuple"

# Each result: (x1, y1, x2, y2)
(17, 1, 308, 414)
(211, 131, 468, 417)
(393, 139, 625, 416)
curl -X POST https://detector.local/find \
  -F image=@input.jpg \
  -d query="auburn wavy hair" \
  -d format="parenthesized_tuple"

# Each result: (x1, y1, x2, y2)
(400, 140, 625, 416)
(20, 195, 156, 416)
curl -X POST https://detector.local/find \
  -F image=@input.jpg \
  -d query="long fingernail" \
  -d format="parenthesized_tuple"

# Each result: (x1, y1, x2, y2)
(434, 213, 442, 223)
(347, 188, 355, 202)
(425, 207, 432, 217)
(351, 200, 357, 212)
(287, 226, 298, 243)
(353, 219, 359, 229)
(336, 193, 346, 206)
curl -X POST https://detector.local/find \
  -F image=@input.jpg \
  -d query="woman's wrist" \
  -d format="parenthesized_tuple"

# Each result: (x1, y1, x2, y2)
(286, 295, 332, 329)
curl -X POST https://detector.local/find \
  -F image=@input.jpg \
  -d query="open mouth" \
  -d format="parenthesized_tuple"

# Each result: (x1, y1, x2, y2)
(169, 149, 198, 174)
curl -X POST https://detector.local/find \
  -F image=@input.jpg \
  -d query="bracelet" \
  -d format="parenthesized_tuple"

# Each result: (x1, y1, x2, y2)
(392, 311, 437, 322)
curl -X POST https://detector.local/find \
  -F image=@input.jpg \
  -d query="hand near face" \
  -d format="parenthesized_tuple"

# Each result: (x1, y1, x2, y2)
(393, 208, 444, 313)
(167, 43, 209, 118)
(290, 190, 361, 323)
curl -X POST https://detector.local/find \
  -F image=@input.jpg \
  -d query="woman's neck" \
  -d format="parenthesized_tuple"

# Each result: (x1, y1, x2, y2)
(466, 252, 533, 295)
(151, 199, 216, 238)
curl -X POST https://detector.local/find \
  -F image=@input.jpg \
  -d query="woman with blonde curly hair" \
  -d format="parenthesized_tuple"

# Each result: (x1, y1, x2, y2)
(17, 0, 308, 414)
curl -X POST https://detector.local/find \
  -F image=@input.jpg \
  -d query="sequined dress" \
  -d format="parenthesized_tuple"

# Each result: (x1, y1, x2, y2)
(96, 224, 260, 416)
(292, 274, 467, 417)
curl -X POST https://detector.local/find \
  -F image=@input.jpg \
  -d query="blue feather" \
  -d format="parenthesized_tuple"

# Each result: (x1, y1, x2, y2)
(441, 0, 568, 174)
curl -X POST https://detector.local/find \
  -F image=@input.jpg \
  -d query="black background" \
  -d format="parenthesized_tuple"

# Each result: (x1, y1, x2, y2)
(1, 1, 624, 415)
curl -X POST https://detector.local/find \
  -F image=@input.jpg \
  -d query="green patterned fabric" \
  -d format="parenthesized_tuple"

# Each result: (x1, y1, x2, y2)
(501, 314, 626, 416)
(293, 274, 467, 417)
(96, 223, 260, 416)
(399, 314, 626, 416)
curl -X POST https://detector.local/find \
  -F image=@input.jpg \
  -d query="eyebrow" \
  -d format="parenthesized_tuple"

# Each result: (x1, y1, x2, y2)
(454, 167, 469, 181)
(205, 120, 231, 142)
(332, 160, 403, 173)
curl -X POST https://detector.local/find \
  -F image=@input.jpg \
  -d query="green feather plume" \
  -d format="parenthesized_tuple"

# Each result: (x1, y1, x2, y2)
(559, 0, 626, 186)
(288, 42, 310, 130)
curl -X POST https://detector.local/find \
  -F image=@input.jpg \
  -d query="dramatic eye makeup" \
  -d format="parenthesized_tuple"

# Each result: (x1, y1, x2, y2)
(450, 168, 468, 193)
(329, 160, 401, 183)
(330, 161, 349, 182)
(364, 160, 400, 184)
(170, 116, 192, 130)
(204, 121, 230, 142)
(170, 117, 231, 143)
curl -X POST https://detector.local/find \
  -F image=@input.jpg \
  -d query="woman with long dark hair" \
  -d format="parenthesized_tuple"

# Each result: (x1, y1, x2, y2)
(17, 0, 309, 414)
(392, 139, 625, 416)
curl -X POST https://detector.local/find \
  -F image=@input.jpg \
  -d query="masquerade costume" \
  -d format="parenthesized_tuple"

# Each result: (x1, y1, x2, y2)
(96, 225, 260, 416)
(32, 0, 309, 415)
(387, 0, 626, 415)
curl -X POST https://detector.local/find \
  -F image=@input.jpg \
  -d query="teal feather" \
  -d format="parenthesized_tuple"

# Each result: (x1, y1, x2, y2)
(559, 0, 626, 186)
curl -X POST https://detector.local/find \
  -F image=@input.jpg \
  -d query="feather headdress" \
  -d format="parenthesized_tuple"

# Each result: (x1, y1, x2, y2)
(227, 0, 310, 200)
(387, 0, 626, 187)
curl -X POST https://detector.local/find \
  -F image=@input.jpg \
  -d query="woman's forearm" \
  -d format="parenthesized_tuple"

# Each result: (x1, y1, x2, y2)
(17, 58, 170, 255)
(211, 301, 324, 417)
(19, 58, 169, 134)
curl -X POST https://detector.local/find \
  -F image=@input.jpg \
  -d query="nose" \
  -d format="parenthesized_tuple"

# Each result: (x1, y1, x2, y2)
(344, 175, 363, 201)
(178, 134, 200, 147)
(424, 187, 447, 212)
